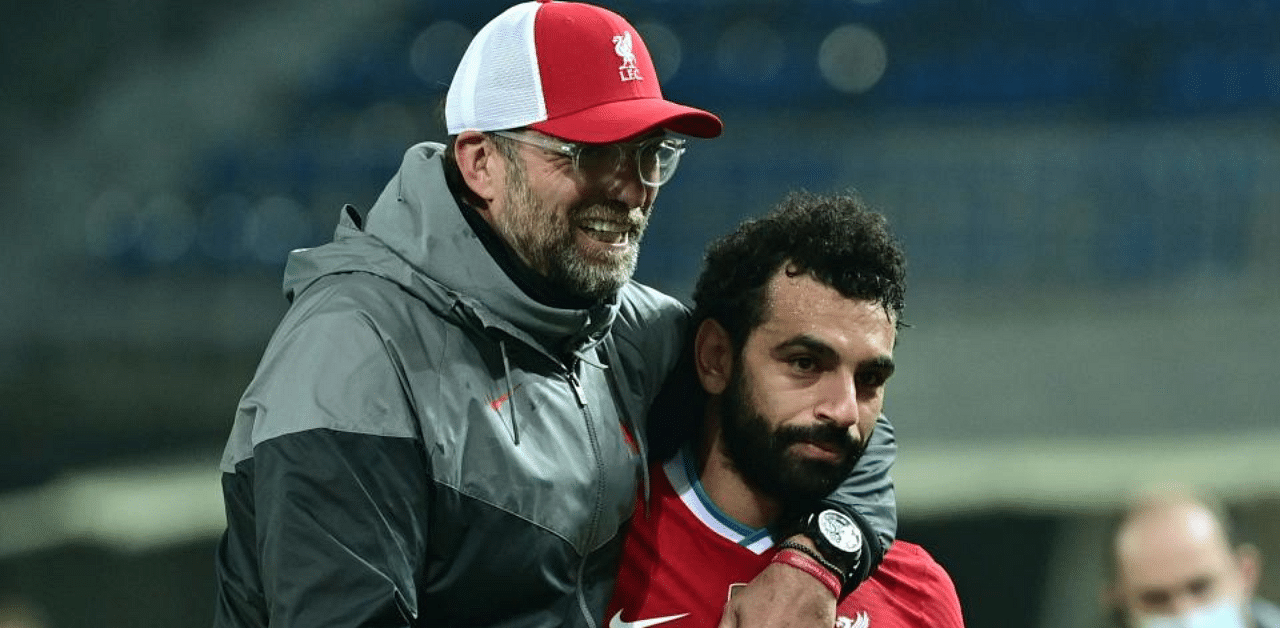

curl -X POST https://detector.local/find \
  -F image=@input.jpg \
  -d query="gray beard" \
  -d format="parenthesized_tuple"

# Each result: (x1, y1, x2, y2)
(499, 173, 642, 302)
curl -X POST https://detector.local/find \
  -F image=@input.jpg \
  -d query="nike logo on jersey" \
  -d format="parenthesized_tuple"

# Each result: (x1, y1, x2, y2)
(836, 611, 870, 628)
(609, 610, 689, 628)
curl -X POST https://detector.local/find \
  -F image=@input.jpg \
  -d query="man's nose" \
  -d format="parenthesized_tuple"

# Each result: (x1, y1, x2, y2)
(601, 161, 656, 210)
(815, 374, 861, 433)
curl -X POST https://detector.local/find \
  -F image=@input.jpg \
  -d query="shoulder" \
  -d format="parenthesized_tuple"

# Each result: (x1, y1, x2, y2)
(609, 281, 690, 362)
(866, 541, 966, 627)
(239, 273, 434, 439)
(288, 272, 447, 341)
(293, 272, 412, 315)
(879, 541, 957, 589)
(600, 282, 692, 417)
(883, 541, 938, 566)
(614, 280, 689, 330)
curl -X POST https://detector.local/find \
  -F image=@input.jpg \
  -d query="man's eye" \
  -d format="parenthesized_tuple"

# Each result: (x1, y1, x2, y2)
(856, 371, 887, 388)
(790, 356, 817, 372)
(577, 145, 618, 170)
(1187, 577, 1215, 598)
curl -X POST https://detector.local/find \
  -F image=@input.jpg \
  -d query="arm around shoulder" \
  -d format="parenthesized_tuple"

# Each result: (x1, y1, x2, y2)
(811, 413, 898, 592)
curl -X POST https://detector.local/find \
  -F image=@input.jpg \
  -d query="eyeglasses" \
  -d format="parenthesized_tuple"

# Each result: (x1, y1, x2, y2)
(490, 130, 687, 188)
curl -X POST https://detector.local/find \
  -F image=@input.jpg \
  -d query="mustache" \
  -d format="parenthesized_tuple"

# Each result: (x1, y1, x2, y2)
(775, 423, 862, 458)
(573, 201, 647, 230)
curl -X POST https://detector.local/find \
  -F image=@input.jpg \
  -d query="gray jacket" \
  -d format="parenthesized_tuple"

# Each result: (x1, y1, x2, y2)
(212, 142, 896, 628)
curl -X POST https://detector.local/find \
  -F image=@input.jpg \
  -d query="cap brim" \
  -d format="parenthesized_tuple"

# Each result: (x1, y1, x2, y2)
(530, 97, 723, 143)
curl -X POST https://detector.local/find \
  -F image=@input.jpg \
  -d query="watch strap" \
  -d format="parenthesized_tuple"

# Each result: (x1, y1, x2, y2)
(824, 507, 882, 597)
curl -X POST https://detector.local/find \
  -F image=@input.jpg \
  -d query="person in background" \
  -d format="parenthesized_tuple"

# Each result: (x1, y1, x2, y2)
(1104, 486, 1280, 628)
(608, 191, 965, 628)
(212, 2, 898, 627)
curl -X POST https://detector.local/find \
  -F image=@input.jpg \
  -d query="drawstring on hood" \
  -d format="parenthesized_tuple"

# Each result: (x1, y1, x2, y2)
(499, 340, 519, 445)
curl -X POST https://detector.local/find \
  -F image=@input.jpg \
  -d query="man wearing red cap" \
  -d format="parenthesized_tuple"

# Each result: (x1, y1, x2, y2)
(212, 2, 898, 627)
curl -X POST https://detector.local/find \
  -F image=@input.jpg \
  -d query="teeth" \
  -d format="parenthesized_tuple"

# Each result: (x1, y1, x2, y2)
(580, 219, 630, 245)
(582, 219, 627, 234)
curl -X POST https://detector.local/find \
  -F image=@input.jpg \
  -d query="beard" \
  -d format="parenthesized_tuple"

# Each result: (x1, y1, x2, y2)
(494, 169, 646, 302)
(718, 364, 866, 514)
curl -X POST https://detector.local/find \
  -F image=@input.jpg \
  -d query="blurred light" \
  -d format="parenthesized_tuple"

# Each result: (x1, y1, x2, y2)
(409, 21, 473, 89)
(0, 460, 224, 557)
(137, 192, 196, 265)
(818, 24, 888, 94)
(84, 188, 142, 260)
(636, 20, 683, 83)
(715, 18, 786, 83)
(244, 195, 312, 265)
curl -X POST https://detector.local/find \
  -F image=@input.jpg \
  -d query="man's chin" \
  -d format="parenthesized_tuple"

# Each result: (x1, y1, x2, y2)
(779, 458, 850, 494)
(556, 254, 636, 298)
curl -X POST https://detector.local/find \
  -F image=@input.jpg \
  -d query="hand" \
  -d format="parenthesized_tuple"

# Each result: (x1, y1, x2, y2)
(717, 557, 837, 628)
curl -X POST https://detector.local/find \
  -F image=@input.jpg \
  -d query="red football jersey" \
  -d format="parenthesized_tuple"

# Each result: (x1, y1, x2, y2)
(606, 449, 966, 628)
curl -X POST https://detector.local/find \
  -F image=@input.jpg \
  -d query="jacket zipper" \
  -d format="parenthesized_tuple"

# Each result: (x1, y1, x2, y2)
(566, 369, 588, 408)
(568, 359, 604, 628)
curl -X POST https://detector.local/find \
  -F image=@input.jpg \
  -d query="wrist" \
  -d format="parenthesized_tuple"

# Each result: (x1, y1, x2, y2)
(770, 547, 841, 598)
(799, 507, 868, 596)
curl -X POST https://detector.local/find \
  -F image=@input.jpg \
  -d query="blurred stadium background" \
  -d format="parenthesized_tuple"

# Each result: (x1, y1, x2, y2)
(2, 0, 1278, 625)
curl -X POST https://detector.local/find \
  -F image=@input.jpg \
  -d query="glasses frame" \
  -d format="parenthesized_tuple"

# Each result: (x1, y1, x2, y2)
(489, 130, 687, 188)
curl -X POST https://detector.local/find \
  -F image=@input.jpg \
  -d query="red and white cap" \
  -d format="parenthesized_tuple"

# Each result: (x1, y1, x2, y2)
(445, 0, 723, 143)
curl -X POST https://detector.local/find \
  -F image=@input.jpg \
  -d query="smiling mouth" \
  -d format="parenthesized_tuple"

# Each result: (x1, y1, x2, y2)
(579, 218, 633, 246)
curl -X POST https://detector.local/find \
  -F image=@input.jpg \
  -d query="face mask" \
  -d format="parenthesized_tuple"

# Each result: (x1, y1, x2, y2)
(1131, 598, 1248, 628)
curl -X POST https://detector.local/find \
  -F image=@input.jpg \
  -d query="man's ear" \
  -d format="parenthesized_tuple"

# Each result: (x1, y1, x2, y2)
(694, 319, 734, 395)
(453, 131, 503, 207)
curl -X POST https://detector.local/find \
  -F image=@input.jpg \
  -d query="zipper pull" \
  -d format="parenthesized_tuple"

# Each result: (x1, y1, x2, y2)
(566, 370, 588, 408)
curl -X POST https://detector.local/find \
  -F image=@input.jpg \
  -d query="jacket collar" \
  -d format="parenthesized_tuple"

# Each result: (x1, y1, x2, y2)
(283, 142, 618, 361)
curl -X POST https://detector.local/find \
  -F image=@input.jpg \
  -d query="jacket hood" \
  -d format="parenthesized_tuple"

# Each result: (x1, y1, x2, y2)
(281, 142, 617, 358)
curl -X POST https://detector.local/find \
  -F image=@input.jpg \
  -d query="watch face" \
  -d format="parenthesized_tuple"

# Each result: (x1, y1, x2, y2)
(817, 510, 863, 554)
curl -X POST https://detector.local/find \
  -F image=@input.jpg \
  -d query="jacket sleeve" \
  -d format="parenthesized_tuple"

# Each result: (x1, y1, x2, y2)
(819, 414, 897, 589)
(213, 300, 430, 628)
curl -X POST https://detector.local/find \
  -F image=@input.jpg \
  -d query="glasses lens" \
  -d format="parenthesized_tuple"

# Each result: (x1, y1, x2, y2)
(571, 138, 684, 187)
(637, 139, 682, 186)
(576, 144, 625, 180)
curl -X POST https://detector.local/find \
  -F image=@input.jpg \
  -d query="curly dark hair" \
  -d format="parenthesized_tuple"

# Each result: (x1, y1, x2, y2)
(691, 190, 907, 352)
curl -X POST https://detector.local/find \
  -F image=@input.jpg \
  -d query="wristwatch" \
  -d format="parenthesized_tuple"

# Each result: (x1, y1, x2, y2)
(804, 508, 864, 584)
